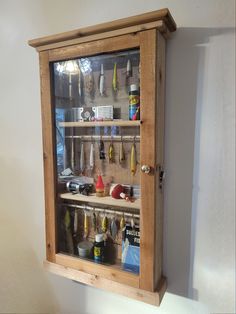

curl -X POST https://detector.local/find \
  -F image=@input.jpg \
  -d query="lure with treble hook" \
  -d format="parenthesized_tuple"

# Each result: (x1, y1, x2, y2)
(89, 142, 94, 172)
(112, 62, 117, 92)
(120, 215, 125, 230)
(64, 209, 74, 254)
(80, 141, 85, 174)
(126, 59, 132, 78)
(130, 142, 137, 175)
(84, 212, 89, 238)
(92, 212, 97, 232)
(73, 209, 78, 237)
(99, 138, 105, 160)
(99, 63, 105, 96)
(78, 67, 83, 98)
(101, 215, 108, 233)
(110, 217, 118, 240)
(119, 140, 125, 164)
(108, 141, 115, 163)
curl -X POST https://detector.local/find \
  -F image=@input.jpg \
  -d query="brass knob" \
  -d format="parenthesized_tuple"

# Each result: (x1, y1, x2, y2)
(141, 165, 151, 174)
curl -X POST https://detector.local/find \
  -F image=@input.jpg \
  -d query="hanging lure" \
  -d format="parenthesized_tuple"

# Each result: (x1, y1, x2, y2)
(64, 209, 71, 230)
(80, 140, 85, 174)
(110, 217, 118, 240)
(89, 142, 94, 172)
(112, 62, 117, 92)
(92, 211, 97, 232)
(131, 216, 135, 230)
(101, 214, 108, 233)
(99, 137, 106, 160)
(119, 138, 125, 164)
(84, 212, 89, 238)
(125, 59, 132, 93)
(130, 141, 137, 175)
(64, 209, 74, 254)
(126, 59, 132, 78)
(120, 215, 125, 230)
(71, 130, 75, 172)
(99, 63, 105, 96)
(78, 67, 82, 98)
(73, 209, 78, 237)
(108, 141, 115, 163)
(63, 143, 67, 170)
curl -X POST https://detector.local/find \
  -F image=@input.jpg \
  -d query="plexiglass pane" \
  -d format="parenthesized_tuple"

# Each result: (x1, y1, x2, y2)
(52, 49, 140, 274)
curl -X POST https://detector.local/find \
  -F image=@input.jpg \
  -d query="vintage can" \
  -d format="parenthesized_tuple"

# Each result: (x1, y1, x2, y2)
(129, 84, 140, 120)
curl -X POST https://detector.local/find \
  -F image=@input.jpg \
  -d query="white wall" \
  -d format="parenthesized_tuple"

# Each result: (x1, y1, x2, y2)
(0, 1, 235, 313)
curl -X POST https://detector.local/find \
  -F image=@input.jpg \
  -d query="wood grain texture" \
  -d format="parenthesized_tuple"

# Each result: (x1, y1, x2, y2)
(28, 9, 176, 48)
(139, 29, 157, 292)
(154, 31, 166, 289)
(39, 51, 57, 262)
(60, 193, 140, 210)
(44, 260, 167, 306)
(48, 33, 139, 62)
(55, 253, 139, 288)
(35, 21, 164, 52)
(59, 120, 141, 128)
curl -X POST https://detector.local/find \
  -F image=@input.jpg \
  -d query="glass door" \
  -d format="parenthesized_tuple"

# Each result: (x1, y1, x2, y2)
(52, 49, 141, 275)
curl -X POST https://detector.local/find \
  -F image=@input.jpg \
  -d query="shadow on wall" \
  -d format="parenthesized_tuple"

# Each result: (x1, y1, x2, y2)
(163, 26, 234, 298)
(0, 156, 58, 314)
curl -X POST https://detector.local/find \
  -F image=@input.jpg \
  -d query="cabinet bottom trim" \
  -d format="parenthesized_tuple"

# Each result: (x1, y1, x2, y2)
(43, 260, 167, 306)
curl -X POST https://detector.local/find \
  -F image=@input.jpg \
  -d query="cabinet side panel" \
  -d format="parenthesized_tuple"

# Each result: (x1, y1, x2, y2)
(139, 29, 157, 292)
(155, 31, 166, 288)
(39, 51, 56, 262)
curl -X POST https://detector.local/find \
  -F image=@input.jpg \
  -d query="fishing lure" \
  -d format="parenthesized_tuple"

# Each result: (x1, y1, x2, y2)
(131, 217, 135, 230)
(101, 214, 108, 233)
(99, 138, 105, 160)
(112, 62, 117, 92)
(84, 212, 89, 238)
(71, 131, 74, 172)
(89, 142, 94, 171)
(64, 209, 71, 230)
(80, 141, 85, 174)
(119, 140, 125, 164)
(120, 215, 125, 230)
(64, 209, 74, 254)
(63, 143, 67, 170)
(108, 142, 115, 163)
(130, 142, 137, 175)
(73, 209, 78, 237)
(110, 217, 118, 240)
(126, 59, 132, 78)
(78, 67, 82, 98)
(99, 63, 105, 96)
(92, 212, 97, 232)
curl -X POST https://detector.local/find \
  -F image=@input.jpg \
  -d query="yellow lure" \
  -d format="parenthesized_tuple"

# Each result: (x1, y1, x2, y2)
(108, 143, 115, 163)
(120, 216, 125, 230)
(102, 215, 108, 233)
(64, 209, 71, 229)
(112, 63, 117, 92)
(84, 212, 89, 238)
(130, 143, 137, 175)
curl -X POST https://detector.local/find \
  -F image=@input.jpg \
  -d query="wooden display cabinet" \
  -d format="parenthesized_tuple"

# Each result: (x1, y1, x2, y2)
(28, 8, 176, 306)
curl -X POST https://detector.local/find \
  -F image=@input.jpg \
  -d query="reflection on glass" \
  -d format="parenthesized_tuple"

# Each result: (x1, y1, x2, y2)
(52, 49, 141, 274)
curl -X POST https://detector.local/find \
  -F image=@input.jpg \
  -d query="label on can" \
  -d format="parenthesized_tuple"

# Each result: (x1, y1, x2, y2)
(129, 95, 139, 105)
(94, 246, 101, 259)
(129, 92, 140, 120)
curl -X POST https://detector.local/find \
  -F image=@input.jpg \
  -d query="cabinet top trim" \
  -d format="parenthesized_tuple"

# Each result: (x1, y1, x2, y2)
(28, 8, 176, 49)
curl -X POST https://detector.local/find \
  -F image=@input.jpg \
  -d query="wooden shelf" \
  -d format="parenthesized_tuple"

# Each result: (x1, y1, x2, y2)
(59, 120, 141, 128)
(60, 193, 140, 210)
(44, 260, 167, 306)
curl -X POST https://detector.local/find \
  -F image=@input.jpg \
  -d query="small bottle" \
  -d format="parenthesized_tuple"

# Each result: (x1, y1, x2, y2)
(129, 84, 140, 120)
(94, 233, 105, 263)
(96, 175, 105, 197)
